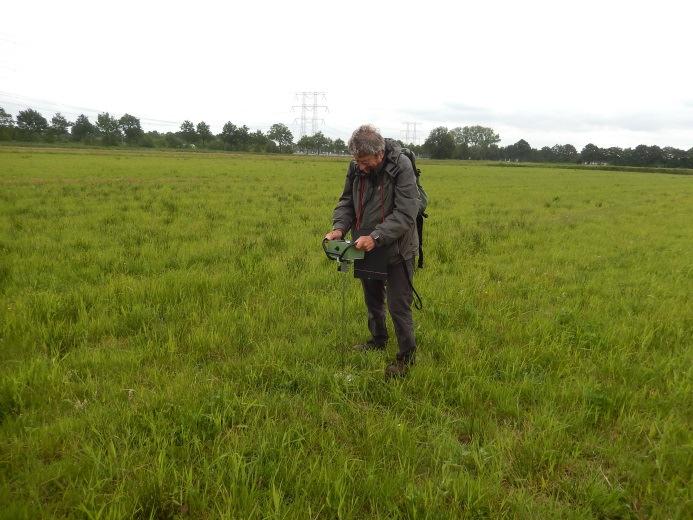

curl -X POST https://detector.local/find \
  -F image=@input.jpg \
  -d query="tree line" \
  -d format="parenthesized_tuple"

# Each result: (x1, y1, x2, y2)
(0, 106, 353, 155)
(420, 125, 693, 169)
(1, 106, 691, 168)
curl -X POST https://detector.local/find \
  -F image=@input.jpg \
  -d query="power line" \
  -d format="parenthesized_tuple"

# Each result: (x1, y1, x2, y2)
(401, 121, 421, 145)
(0, 91, 105, 117)
(0, 90, 181, 129)
(292, 91, 327, 138)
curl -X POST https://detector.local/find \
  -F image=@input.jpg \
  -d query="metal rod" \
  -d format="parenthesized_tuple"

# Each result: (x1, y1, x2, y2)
(340, 267, 347, 368)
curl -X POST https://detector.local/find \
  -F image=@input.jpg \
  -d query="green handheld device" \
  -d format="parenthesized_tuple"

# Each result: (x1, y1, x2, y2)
(322, 239, 365, 272)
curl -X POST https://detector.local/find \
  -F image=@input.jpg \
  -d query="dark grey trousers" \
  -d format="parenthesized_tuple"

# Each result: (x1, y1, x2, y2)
(360, 257, 416, 361)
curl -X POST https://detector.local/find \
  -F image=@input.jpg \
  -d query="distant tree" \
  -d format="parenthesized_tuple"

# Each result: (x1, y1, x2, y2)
(424, 127, 455, 159)
(661, 146, 687, 167)
(602, 147, 623, 164)
(550, 144, 578, 163)
(71, 114, 96, 142)
(0, 107, 11, 123)
(249, 129, 268, 152)
(196, 121, 212, 146)
(219, 122, 238, 149)
(619, 148, 635, 165)
(0, 107, 14, 128)
(408, 143, 425, 156)
(450, 127, 465, 145)
(139, 133, 155, 148)
(16, 108, 48, 139)
(333, 138, 348, 154)
(95, 112, 122, 145)
(164, 132, 183, 148)
(564, 144, 578, 162)
(460, 125, 500, 148)
(119, 114, 143, 145)
(580, 143, 604, 164)
(142, 130, 165, 148)
(311, 132, 330, 155)
(487, 144, 503, 160)
(536, 146, 553, 162)
(508, 139, 532, 161)
(456, 125, 501, 160)
(549, 145, 562, 162)
(453, 143, 470, 159)
(648, 145, 665, 165)
(449, 128, 468, 159)
(267, 123, 293, 153)
(49, 112, 72, 141)
(0, 107, 14, 141)
(461, 125, 500, 157)
(632, 144, 663, 166)
(296, 134, 315, 153)
(265, 140, 279, 153)
(180, 120, 197, 145)
(218, 123, 251, 151)
(235, 125, 251, 151)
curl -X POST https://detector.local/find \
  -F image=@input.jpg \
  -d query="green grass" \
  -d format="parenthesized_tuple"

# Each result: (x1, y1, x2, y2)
(1, 147, 691, 518)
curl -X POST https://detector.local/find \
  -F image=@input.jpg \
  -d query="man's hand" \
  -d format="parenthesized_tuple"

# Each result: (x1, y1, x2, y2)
(354, 235, 376, 252)
(324, 229, 343, 240)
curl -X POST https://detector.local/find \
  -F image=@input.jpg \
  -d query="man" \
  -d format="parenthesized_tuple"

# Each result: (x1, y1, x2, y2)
(324, 124, 419, 378)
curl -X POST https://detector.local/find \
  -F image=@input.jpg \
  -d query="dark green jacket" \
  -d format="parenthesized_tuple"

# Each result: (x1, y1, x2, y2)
(332, 140, 419, 263)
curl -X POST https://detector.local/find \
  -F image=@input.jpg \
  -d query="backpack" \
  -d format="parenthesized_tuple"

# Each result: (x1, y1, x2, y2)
(399, 147, 428, 268)
(347, 143, 429, 269)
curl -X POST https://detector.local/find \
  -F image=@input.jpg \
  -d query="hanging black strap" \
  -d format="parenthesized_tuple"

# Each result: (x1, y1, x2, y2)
(401, 257, 423, 311)
(416, 214, 425, 269)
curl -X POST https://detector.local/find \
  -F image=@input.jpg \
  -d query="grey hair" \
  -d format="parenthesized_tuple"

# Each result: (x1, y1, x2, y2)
(348, 124, 385, 157)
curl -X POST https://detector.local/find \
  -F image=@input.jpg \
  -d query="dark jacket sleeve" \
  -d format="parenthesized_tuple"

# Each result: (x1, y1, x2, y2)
(372, 156, 418, 245)
(332, 164, 355, 233)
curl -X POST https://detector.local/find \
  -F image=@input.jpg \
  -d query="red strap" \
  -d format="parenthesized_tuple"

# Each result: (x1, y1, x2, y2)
(356, 176, 366, 230)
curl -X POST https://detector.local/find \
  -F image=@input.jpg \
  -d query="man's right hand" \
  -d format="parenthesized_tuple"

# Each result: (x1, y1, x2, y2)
(324, 229, 344, 240)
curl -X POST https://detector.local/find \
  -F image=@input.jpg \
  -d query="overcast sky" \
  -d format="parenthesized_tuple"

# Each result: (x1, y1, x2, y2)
(2, 0, 692, 149)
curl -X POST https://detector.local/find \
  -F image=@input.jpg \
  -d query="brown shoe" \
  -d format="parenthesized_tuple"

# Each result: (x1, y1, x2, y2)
(352, 339, 386, 352)
(384, 358, 412, 379)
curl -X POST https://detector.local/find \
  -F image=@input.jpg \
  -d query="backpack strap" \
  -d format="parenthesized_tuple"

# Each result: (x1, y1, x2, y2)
(383, 159, 400, 179)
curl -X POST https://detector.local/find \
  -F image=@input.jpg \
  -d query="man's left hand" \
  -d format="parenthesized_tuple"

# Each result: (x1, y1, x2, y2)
(354, 235, 376, 252)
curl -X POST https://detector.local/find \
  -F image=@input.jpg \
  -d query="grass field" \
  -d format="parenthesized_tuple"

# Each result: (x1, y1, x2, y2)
(1, 147, 691, 518)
